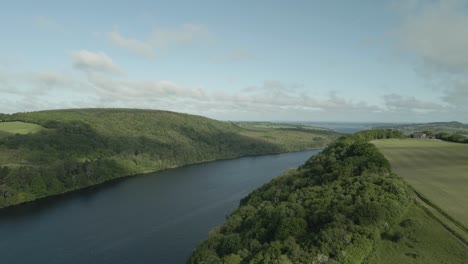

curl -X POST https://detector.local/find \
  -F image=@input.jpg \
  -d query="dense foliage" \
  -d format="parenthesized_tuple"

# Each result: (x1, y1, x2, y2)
(189, 129, 411, 264)
(408, 130, 468, 143)
(435, 132, 468, 143)
(0, 109, 338, 208)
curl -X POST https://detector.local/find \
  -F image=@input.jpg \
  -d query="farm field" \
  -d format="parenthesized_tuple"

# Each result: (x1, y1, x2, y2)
(365, 203, 467, 264)
(373, 139, 468, 229)
(0, 121, 46, 138)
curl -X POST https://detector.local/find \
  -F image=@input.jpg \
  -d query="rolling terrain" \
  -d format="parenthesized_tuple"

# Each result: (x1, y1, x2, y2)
(190, 130, 413, 263)
(365, 202, 467, 263)
(190, 131, 467, 263)
(0, 108, 340, 208)
(376, 121, 468, 136)
(371, 138, 468, 263)
(373, 139, 468, 228)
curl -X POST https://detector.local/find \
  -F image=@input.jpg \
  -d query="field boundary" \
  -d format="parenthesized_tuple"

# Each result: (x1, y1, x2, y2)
(409, 185, 468, 246)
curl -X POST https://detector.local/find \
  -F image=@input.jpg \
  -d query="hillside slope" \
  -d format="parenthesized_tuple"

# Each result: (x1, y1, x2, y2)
(373, 139, 468, 242)
(0, 108, 339, 208)
(189, 130, 413, 263)
(189, 130, 467, 263)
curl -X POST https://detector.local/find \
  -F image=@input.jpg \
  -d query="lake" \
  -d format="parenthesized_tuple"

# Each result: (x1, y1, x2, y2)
(0, 149, 321, 264)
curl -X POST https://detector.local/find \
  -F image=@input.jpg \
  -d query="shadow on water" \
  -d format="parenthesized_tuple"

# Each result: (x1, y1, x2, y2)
(0, 150, 317, 220)
(0, 177, 128, 221)
(0, 149, 321, 264)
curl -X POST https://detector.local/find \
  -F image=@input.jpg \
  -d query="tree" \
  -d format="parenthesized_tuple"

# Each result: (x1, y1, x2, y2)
(222, 254, 242, 264)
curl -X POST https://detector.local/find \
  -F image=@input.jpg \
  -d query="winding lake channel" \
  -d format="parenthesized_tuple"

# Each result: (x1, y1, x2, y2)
(0, 149, 321, 264)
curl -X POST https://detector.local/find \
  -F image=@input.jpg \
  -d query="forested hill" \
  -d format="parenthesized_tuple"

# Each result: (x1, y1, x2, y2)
(189, 130, 413, 263)
(376, 121, 468, 135)
(0, 108, 339, 208)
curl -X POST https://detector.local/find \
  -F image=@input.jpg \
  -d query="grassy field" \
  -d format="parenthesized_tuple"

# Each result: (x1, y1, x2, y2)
(370, 138, 468, 263)
(373, 139, 468, 228)
(0, 121, 46, 138)
(365, 203, 467, 264)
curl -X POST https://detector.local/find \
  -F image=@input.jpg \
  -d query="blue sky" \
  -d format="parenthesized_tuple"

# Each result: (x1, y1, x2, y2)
(1, 0, 468, 122)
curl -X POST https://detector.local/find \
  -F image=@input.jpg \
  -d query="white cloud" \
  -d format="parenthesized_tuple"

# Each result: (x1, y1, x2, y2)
(86, 72, 207, 100)
(106, 31, 154, 57)
(383, 93, 446, 113)
(106, 24, 209, 57)
(242, 80, 302, 94)
(442, 79, 468, 108)
(392, 0, 468, 119)
(397, 0, 468, 74)
(32, 71, 68, 87)
(0, 70, 83, 96)
(0, 68, 460, 121)
(72, 50, 123, 74)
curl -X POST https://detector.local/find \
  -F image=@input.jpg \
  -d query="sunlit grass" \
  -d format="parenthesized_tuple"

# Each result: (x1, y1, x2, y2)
(365, 203, 467, 263)
(0, 121, 46, 138)
(373, 139, 468, 227)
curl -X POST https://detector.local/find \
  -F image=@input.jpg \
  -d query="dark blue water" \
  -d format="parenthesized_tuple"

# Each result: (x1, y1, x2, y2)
(0, 149, 321, 264)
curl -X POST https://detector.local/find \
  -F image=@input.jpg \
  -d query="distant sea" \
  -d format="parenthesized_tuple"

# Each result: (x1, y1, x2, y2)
(301, 122, 404, 134)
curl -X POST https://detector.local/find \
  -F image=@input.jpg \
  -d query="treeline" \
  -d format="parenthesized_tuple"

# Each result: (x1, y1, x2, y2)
(0, 109, 338, 208)
(0, 121, 280, 208)
(435, 132, 468, 143)
(412, 130, 468, 143)
(0, 159, 124, 206)
(189, 129, 411, 264)
(377, 121, 468, 136)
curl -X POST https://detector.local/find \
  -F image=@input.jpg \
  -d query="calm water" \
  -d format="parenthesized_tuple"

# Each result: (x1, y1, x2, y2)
(0, 149, 321, 264)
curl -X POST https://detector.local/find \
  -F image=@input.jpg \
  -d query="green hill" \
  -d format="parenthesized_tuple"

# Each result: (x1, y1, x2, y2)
(373, 139, 468, 240)
(189, 130, 467, 263)
(0, 121, 46, 139)
(0, 108, 339, 208)
(375, 121, 468, 135)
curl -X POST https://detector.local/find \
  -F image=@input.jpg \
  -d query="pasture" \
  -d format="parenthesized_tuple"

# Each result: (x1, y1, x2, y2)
(0, 121, 46, 138)
(373, 139, 468, 228)
(365, 203, 467, 263)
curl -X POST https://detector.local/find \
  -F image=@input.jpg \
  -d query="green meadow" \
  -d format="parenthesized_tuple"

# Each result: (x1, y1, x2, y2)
(373, 139, 468, 227)
(365, 203, 467, 263)
(0, 121, 46, 138)
(370, 138, 468, 263)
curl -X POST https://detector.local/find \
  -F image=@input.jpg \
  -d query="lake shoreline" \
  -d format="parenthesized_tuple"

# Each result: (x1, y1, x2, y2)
(0, 147, 324, 211)
(0, 149, 321, 264)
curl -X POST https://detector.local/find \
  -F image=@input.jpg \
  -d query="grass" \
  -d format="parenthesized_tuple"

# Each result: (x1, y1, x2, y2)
(365, 203, 467, 264)
(373, 139, 468, 228)
(369, 139, 468, 263)
(0, 121, 46, 138)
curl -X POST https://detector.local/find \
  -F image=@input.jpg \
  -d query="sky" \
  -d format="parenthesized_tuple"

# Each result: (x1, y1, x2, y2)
(1, 0, 468, 122)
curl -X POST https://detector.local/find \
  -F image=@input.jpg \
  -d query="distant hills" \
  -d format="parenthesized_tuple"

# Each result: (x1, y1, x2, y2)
(0, 108, 340, 208)
(375, 121, 468, 135)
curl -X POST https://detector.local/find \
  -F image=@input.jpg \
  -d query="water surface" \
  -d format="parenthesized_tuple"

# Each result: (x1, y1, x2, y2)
(0, 149, 321, 264)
